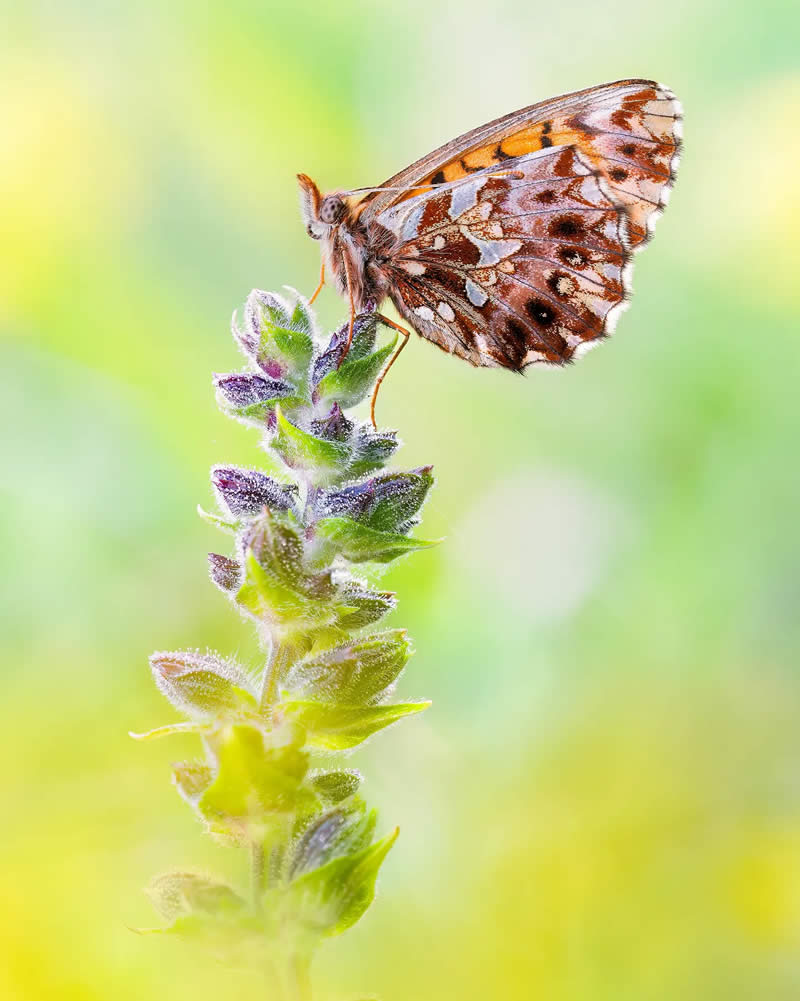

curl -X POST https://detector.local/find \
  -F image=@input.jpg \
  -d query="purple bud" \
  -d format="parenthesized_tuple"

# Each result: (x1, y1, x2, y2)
(311, 312, 377, 388)
(231, 308, 258, 357)
(310, 403, 354, 443)
(214, 372, 294, 408)
(208, 553, 241, 591)
(212, 466, 298, 517)
(319, 467, 433, 533)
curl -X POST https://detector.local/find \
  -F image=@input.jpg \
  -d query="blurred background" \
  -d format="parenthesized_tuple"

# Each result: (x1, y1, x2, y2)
(2, 0, 800, 998)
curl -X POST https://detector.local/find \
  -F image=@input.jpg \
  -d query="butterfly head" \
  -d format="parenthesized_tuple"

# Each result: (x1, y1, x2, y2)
(297, 173, 349, 240)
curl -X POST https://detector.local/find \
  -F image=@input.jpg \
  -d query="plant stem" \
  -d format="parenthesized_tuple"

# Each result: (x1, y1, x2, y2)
(260, 637, 295, 712)
(287, 954, 313, 1001)
(264, 960, 286, 1001)
(251, 840, 266, 911)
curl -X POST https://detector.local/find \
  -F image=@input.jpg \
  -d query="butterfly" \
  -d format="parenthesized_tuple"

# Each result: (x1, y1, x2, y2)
(298, 79, 682, 424)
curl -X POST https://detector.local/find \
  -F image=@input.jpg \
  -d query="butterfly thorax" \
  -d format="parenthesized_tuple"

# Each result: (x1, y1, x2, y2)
(297, 173, 396, 311)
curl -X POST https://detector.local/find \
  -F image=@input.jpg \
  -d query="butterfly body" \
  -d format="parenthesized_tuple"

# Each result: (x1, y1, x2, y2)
(298, 79, 682, 381)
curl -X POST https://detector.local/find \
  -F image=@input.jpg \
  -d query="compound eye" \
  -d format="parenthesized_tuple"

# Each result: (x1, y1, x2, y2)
(319, 195, 345, 225)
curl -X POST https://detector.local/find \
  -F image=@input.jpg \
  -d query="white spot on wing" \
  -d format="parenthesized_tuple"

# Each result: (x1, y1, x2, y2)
(433, 235, 446, 250)
(465, 278, 488, 307)
(414, 305, 435, 322)
(449, 176, 488, 220)
(461, 226, 522, 267)
(400, 260, 426, 276)
(400, 201, 427, 241)
(437, 301, 455, 321)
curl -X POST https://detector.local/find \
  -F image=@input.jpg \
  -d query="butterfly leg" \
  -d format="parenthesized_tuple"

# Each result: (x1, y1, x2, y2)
(341, 254, 356, 363)
(309, 262, 325, 305)
(370, 314, 411, 428)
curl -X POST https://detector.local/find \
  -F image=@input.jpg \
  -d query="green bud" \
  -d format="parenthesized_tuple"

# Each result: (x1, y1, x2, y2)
(149, 651, 257, 719)
(309, 769, 363, 804)
(284, 828, 399, 937)
(289, 799, 377, 879)
(146, 872, 245, 923)
(319, 467, 434, 534)
(285, 630, 411, 705)
(344, 424, 399, 480)
(333, 578, 396, 630)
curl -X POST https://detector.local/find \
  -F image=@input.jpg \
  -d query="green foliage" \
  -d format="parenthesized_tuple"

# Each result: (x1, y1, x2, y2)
(135, 290, 435, 997)
(281, 827, 399, 937)
(315, 336, 397, 409)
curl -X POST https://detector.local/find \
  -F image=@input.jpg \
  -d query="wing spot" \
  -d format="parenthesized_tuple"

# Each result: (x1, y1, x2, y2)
(546, 271, 577, 297)
(558, 247, 587, 268)
(465, 277, 488, 307)
(609, 167, 629, 181)
(535, 189, 557, 204)
(437, 301, 456, 322)
(620, 143, 636, 156)
(525, 298, 558, 328)
(549, 215, 584, 239)
(430, 170, 446, 185)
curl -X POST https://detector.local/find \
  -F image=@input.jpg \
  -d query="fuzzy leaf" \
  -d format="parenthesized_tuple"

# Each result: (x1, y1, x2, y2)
(242, 289, 315, 380)
(285, 631, 411, 705)
(315, 337, 396, 409)
(272, 408, 350, 486)
(319, 467, 433, 535)
(289, 800, 376, 879)
(236, 550, 331, 629)
(311, 313, 378, 386)
(242, 510, 306, 585)
(129, 721, 213, 741)
(344, 425, 399, 480)
(150, 651, 257, 719)
(286, 287, 314, 336)
(285, 828, 398, 937)
(315, 517, 438, 564)
(283, 700, 430, 751)
(333, 580, 397, 630)
(310, 402, 354, 443)
(197, 506, 238, 534)
(198, 724, 312, 836)
(147, 872, 246, 923)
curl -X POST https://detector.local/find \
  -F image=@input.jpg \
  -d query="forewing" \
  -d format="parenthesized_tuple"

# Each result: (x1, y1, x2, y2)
(360, 79, 682, 249)
(374, 145, 631, 369)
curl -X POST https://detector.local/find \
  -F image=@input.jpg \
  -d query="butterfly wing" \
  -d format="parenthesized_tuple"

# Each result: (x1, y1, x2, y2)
(372, 144, 631, 368)
(361, 79, 682, 249)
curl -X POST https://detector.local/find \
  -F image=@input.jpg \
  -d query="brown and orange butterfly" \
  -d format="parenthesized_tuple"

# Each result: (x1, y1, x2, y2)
(298, 79, 682, 423)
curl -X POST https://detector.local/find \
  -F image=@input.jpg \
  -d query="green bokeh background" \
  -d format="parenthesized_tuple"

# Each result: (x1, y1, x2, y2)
(2, 1, 799, 998)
